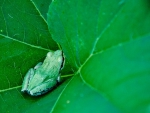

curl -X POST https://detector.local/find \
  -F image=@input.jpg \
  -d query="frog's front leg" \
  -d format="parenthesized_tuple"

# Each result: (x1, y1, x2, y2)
(34, 62, 42, 70)
(21, 68, 35, 92)
(57, 74, 61, 83)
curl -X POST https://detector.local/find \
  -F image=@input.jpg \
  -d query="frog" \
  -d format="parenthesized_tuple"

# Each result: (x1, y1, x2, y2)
(21, 50, 65, 96)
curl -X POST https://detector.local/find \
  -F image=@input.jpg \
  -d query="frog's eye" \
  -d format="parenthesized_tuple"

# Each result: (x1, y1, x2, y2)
(55, 50, 62, 56)
(57, 56, 62, 63)
(47, 52, 53, 58)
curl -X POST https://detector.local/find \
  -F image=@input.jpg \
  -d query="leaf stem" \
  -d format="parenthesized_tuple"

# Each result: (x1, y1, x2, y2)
(61, 73, 74, 78)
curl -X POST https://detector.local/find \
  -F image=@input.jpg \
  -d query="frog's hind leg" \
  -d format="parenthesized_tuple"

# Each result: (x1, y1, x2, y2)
(21, 68, 35, 92)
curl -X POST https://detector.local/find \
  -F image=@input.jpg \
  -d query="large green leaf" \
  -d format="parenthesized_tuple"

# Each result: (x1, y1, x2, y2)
(51, 74, 121, 113)
(0, 0, 71, 113)
(48, 0, 150, 112)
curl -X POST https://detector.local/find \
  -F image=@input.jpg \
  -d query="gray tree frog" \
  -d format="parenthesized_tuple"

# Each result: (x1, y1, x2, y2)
(21, 50, 65, 96)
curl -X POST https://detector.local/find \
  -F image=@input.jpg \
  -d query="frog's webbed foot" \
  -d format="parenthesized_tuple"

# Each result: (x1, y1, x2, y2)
(57, 74, 61, 83)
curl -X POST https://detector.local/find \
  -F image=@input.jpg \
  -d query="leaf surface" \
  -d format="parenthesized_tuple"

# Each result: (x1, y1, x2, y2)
(0, 0, 71, 113)
(48, 0, 150, 112)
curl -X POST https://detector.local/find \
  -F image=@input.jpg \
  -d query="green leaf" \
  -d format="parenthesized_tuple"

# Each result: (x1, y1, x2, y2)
(48, 0, 150, 112)
(0, 0, 72, 113)
(51, 74, 121, 113)
(0, 0, 58, 49)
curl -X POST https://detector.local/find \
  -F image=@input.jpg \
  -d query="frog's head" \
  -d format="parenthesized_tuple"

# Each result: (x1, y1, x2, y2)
(46, 50, 65, 70)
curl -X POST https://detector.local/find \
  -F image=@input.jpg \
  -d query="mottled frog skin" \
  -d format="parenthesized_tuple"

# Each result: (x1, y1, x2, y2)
(21, 50, 65, 96)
